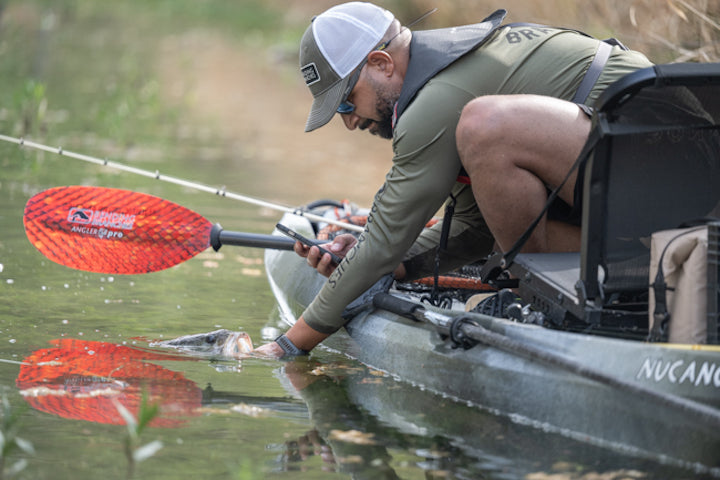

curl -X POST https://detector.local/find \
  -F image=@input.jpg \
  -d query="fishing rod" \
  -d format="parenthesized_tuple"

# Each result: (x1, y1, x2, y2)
(0, 133, 364, 233)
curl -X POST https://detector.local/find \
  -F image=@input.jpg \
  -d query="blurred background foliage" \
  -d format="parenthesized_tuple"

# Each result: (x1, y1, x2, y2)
(0, 0, 717, 189)
(3, 0, 717, 135)
(391, 0, 719, 63)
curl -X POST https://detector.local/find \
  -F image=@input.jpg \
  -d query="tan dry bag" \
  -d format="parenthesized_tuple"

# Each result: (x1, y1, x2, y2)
(648, 226, 708, 344)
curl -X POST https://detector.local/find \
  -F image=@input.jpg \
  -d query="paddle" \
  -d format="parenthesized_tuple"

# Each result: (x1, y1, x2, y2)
(23, 185, 302, 274)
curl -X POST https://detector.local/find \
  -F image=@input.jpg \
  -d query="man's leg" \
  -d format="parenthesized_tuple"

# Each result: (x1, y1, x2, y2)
(455, 94, 591, 253)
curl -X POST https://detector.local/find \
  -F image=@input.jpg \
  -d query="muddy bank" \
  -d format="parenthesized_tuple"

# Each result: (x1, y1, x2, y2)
(157, 30, 392, 207)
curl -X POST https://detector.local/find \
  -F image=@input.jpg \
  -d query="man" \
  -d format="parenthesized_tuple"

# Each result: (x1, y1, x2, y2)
(254, 2, 653, 358)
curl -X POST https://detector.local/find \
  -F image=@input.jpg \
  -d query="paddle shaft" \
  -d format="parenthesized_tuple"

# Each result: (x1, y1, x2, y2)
(211, 224, 314, 252)
(373, 293, 720, 429)
(1, 134, 363, 232)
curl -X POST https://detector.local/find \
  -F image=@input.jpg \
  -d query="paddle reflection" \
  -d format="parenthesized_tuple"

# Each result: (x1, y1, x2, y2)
(16, 338, 202, 427)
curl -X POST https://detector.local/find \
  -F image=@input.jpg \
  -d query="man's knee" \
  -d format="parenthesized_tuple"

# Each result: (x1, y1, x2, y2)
(456, 96, 514, 169)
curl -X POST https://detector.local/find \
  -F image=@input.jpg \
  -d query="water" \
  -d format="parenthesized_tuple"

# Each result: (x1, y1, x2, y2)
(0, 2, 716, 479)
(2, 134, 714, 480)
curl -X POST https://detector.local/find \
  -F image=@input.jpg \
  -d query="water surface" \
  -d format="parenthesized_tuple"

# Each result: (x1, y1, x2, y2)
(0, 1, 715, 479)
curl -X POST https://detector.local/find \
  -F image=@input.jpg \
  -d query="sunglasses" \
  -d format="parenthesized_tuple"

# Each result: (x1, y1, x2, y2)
(335, 9, 436, 115)
(336, 37, 394, 115)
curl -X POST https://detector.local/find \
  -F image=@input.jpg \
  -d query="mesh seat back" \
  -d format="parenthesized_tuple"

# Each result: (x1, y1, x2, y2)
(580, 63, 720, 300)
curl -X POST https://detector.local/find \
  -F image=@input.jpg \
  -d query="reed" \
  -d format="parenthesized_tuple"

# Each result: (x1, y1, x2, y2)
(0, 396, 34, 479)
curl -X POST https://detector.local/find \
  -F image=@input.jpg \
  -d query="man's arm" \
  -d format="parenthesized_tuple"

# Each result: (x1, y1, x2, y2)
(253, 316, 330, 358)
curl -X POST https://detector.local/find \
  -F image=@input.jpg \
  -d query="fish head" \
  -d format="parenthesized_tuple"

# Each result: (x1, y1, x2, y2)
(221, 332, 254, 357)
(155, 329, 253, 358)
(159, 329, 233, 348)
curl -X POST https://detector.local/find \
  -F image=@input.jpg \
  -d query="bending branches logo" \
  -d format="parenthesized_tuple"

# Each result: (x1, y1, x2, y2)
(67, 207, 136, 239)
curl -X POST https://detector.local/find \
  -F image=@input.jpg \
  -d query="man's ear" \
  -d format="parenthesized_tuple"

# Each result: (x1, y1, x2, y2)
(367, 50, 394, 77)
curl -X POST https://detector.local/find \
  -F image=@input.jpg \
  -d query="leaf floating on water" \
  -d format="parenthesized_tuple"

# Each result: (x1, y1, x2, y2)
(415, 448, 450, 459)
(310, 363, 366, 377)
(310, 366, 329, 376)
(235, 255, 262, 266)
(335, 454, 364, 464)
(359, 377, 383, 385)
(194, 404, 269, 417)
(230, 403, 269, 418)
(526, 468, 647, 480)
(197, 251, 224, 260)
(195, 407, 231, 415)
(328, 429, 377, 445)
(241, 268, 262, 277)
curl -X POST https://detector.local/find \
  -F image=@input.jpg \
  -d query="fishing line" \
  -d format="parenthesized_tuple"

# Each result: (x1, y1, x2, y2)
(0, 134, 364, 232)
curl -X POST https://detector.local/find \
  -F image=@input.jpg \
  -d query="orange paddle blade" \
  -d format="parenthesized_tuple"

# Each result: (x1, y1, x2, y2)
(23, 186, 212, 274)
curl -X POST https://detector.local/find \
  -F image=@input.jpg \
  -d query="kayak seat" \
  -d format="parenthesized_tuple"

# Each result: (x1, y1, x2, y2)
(509, 62, 720, 340)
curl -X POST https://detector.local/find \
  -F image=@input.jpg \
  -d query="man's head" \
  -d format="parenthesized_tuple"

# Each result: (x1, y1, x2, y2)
(299, 2, 395, 133)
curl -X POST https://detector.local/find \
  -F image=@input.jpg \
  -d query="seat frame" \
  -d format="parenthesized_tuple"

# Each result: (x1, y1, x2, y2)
(507, 63, 720, 341)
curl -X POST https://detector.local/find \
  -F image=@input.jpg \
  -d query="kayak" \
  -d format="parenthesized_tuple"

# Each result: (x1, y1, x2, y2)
(264, 208, 720, 474)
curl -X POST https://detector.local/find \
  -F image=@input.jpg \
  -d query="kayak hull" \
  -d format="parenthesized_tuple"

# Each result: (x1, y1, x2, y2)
(265, 212, 720, 472)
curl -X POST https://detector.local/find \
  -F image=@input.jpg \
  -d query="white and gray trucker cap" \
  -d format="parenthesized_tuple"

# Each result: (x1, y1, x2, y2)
(299, 2, 394, 132)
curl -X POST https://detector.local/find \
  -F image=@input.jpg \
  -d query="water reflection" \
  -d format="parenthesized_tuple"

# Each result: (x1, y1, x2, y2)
(271, 358, 647, 479)
(16, 338, 202, 427)
(11, 335, 712, 479)
(15, 338, 311, 427)
(277, 361, 402, 479)
(266, 354, 720, 479)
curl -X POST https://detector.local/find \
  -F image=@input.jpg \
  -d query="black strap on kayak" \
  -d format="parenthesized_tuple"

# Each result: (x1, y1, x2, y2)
(422, 194, 457, 308)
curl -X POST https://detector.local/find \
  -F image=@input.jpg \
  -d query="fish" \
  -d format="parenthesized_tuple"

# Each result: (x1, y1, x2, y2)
(151, 329, 254, 358)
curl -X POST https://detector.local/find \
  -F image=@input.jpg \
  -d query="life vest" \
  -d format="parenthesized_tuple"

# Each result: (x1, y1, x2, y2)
(392, 9, 507, 128)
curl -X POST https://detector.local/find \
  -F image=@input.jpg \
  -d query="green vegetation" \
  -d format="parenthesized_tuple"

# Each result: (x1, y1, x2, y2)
(0, 0, 297, 186)
(0, 396, 34, 479)
(115, 392, 163, 480)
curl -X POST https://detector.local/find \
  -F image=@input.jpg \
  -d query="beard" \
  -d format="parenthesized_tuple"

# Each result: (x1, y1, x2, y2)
(360, 78, 399, 140)
(373, 96, 395, 139)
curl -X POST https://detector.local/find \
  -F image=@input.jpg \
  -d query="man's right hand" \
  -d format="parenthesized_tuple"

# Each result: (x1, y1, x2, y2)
(294, 233, 357, 277)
